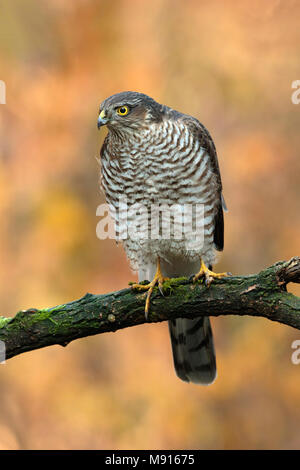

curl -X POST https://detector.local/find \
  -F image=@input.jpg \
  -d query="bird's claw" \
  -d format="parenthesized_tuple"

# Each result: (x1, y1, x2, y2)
(131, 265, 169, 319)
(158, 284, 165, 297)
(193, 260, 231, 287)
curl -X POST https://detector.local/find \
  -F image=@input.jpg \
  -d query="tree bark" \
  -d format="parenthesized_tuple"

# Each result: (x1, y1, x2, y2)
(0, 257, 299, 361)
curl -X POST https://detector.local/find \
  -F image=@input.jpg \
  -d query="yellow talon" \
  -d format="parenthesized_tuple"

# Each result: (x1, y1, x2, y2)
(193, 259, 230, 287)
(131, 257, 169, 318)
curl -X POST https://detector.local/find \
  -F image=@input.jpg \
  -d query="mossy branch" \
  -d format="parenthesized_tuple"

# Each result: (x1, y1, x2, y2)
(0, 257, 299, 360)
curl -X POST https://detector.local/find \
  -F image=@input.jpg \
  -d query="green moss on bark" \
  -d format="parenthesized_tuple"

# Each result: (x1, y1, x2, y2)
(0, 258, 298, 360)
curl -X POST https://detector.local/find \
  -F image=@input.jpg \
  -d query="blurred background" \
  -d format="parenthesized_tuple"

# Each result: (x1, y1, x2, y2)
(0, 0, 299, 450)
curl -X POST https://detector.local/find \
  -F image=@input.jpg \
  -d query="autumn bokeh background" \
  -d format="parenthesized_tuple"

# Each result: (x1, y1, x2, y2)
(0, 0, 299, 450)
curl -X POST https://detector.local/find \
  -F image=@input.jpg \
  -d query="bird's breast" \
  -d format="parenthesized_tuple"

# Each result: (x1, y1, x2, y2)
(102, 122, 218, 208)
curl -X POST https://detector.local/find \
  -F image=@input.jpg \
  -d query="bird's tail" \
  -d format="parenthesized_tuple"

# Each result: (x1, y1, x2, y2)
(168, 316, 216, 384)
(140, 259, 217, 385)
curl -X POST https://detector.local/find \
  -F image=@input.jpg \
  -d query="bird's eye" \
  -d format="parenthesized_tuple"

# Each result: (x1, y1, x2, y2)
(116, 106, 129, 116)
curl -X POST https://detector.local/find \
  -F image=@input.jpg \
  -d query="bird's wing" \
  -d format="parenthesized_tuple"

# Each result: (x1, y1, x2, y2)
(182, 115, 226, 252)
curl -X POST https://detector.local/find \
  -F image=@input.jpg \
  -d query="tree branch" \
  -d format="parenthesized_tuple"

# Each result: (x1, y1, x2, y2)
(0, 257, 299, 360)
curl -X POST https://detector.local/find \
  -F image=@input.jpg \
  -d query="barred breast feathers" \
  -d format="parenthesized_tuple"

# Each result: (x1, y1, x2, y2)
(99, 106, 224, 268)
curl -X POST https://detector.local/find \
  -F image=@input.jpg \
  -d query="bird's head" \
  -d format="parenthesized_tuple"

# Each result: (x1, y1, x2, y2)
(97, 91, 163, 134)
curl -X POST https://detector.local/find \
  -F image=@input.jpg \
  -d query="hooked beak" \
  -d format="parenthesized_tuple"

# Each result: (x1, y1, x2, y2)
(97, 109, 108, 129)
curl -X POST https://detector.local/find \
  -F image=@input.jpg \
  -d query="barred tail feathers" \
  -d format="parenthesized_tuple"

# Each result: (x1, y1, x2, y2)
(139, 258, 217, 385)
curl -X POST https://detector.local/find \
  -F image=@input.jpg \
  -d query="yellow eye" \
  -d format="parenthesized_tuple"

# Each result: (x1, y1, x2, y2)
(116, 105, 129, 116)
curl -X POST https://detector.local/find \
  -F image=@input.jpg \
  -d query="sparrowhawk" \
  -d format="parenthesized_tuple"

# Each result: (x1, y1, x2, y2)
(97, 91, 228, 385)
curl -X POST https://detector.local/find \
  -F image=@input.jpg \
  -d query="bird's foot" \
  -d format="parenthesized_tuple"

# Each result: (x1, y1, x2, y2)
(131, 260, 169, 319)
(193, 260, 231, 287)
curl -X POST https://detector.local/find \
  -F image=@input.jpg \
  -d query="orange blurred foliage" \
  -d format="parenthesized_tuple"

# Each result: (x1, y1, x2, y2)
(0, 0, 299, 450)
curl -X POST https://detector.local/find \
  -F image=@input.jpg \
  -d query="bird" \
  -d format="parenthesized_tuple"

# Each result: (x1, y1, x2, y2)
(97, 91, 228, 385)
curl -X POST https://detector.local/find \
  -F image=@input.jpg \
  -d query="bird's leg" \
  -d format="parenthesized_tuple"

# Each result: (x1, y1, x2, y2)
(193, 259, 230, 287)
(131, 257, 169, 318)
